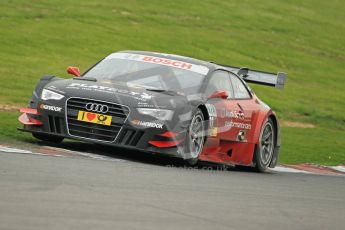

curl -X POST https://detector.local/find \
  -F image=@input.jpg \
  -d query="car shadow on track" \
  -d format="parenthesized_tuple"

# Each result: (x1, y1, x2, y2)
(30, 139, 260, 174)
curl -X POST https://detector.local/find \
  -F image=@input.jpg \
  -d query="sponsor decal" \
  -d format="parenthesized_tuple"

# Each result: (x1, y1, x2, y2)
(210, 127, 218, 137)
(220, 108, 245, 119)
(105, 53, 209, 75)
(224, 121, 251, 130)
(77, 111, 112, 126)
(137, 102, 158, 108)
(66, 83, 152, 101)
(142, 56, 192, 69)
(39, 104, 62, 112)
(132, 119, 163, 129)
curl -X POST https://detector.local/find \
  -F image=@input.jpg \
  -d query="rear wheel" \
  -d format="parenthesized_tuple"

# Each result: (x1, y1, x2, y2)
(185, 109, 205, 165)
(254, 118, 275, 172)
(32, 133, 64, 143)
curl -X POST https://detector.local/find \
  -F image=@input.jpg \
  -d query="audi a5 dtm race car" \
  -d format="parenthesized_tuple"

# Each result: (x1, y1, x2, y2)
(18, 51, 287, 172)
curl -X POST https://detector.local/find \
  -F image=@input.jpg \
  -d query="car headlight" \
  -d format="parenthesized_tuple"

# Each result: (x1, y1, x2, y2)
(41, 89, 64, 101)
(137, 108, 174, 120)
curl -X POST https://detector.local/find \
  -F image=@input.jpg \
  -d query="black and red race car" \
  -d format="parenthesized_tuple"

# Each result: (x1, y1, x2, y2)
(18, 51, 286, 172)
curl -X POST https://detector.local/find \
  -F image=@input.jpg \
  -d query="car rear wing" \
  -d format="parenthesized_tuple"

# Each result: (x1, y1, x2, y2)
(222, 65, 287, 89)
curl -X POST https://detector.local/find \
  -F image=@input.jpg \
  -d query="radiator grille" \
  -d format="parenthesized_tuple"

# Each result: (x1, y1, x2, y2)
(66, 98, 130, 142)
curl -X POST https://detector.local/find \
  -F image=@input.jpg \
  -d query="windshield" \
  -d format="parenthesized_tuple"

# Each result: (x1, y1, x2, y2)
(83, 53, 209, 95)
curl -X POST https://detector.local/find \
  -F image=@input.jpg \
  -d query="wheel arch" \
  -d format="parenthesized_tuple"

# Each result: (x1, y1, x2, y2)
(268, 113, 281, 167)
(197, 104, 210, 121)
(268, 113, 281, 148)
(184, 104, 209, 165)
(251, 111, 281, 168)
(196, 103, 210, 141)
(252, 111, 279, 145)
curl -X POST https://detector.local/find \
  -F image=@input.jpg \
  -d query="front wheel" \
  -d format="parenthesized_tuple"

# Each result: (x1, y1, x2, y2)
(253, 118, 275, 172)
(184, 109, 205, 165)
(32, 133, 64, 143)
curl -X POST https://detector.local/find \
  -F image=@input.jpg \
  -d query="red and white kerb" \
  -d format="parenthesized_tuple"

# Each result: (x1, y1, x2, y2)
(105, 52, 209, 75)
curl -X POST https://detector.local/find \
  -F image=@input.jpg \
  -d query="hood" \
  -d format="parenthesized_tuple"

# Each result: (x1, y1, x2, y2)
(45, 78, 189, 109)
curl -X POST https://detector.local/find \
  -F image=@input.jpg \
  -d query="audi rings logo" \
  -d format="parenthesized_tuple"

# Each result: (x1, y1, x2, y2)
(85, 103, 109, 113)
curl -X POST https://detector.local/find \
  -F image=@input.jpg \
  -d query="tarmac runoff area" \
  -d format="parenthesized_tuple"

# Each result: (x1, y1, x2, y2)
(0, 143, 344, 230)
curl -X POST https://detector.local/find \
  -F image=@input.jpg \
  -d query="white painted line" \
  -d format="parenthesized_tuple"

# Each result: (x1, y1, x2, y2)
(329, 166, 345, 173)
(30, 152, 55, 157)
(0, 146, 33, 154)
(0, 145, 122, 162)
(271, 166, 312, 174)
(44, 146, 124, 162)
(0, 146, 50, 157)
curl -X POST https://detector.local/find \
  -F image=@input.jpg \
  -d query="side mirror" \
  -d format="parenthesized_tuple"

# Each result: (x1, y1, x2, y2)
(208, 90, 229, 99)
(67, 66, 80, 77)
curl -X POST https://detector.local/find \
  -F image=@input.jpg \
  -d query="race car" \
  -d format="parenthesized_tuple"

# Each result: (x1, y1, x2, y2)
(18, 51, 287, 172)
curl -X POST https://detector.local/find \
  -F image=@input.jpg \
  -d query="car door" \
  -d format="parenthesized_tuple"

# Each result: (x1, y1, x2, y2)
(228, 73, 257, 142)
(205, 70, 243, 141)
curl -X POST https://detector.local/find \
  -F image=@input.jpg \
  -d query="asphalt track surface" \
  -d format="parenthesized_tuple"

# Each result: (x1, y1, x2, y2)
(0, 142, 344, 230)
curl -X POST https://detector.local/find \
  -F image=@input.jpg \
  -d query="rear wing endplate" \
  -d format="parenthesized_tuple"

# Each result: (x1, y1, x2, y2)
(222, 65, 287, 89)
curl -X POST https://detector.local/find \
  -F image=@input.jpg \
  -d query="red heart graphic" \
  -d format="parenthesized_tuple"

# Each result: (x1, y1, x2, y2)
(86, 112, 96, 121)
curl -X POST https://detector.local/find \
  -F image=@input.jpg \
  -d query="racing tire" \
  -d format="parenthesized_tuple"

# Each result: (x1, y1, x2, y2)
(32, 133, 64, 143)
(253, 118, 276, 172)
(185, 109, 205, 165)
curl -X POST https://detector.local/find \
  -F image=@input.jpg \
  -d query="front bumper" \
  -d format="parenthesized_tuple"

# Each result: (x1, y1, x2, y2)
(18, 99, 187, 157)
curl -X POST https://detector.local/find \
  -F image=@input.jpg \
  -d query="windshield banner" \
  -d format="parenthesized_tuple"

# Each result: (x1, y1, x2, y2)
(105, 52, 209, 75)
